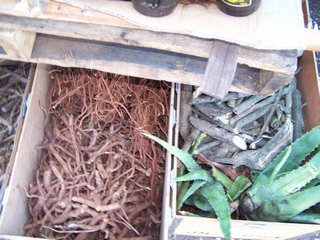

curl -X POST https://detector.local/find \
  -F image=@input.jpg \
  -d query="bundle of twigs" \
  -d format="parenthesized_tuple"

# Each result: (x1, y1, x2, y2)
(24, 68, 170, 239)
(0, 64, 28, 187)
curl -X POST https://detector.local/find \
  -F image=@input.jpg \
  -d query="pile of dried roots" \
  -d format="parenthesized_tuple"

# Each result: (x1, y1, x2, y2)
(25, 68, 170, 239)
(0, 64, 28, 187)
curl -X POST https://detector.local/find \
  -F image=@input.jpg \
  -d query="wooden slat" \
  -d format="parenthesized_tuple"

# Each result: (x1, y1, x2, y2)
(0, 28, 35, 59)
(305, 28, 320, 51)
(0, 34, 294, 96)
(0, 14, 298, 74)
(0, 0, 135, 28)
(199, 41, 240, 99)
(0, 64, 50, 235)
(297, 51, 320, 131)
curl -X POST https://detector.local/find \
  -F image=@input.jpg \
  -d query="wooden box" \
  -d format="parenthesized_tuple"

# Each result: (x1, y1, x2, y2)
(162, 51, 320, 240)
(0, 64, 178, 239)
(0, 64, 35, 214)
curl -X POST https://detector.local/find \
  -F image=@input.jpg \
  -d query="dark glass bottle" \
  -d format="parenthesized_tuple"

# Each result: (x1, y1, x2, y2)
(216, 0, 262, 17)
(132, 0, 178, 17)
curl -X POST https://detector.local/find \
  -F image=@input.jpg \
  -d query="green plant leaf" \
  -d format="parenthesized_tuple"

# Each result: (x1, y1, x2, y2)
(142, 132, 201, 171)
(193, 193, 213, 212)
(179, 211, 202, 217)
(175, 169, 214, 183)
(250, 126, 320, 196)
(178, 180, 206, 209)
(269, 151, 320, 197)
(201, 182, 231, 239)
(212, 167, 233, 189)
(190, 132, 206, 154)
(227, 176, 252, 201)
(248, 185, 320, 221)
(288, 213, 320, 224)
(177, 181, 191, 209)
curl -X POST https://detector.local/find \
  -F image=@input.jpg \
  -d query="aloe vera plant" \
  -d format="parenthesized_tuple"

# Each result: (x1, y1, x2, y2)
(143, 132, 252, 239)
(241, 126, 320, 222)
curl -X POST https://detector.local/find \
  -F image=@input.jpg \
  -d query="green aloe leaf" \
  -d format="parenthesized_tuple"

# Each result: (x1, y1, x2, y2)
(193, 193, 213, 212)
(190, 132, 206, 154)
(250, 127, 320, 196)
(269, 151, 320, 197)
(300, 177, 320, 191)
(227, 176, 252, 201)
(142, 132, 201, 171)
(249, 185, 320, 221)
(178, 180, 206, 209)
(177, 182, 191, 208)
(175, 169, 214, 182)
(201, 183, 231, 239)
(212, 167, 233, 189)
(288, 213, 320, 224)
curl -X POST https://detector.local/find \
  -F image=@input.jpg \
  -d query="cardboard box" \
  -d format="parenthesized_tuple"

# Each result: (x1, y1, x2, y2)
(0, 64, 178, 239)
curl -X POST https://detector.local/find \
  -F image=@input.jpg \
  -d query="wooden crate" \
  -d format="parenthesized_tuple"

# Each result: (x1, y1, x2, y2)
(162, 48, 320, 240)
(0, 64, 35, 211)
(0, 64, 178, 239)
(0, 28, 35, 60)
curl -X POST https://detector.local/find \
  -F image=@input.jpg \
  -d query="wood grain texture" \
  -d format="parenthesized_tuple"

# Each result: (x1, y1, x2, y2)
(0, 28, 35, 59)
(0, 34, 295, 96)
(297, 51, 320, 131)
(199, 41, 239, 99)
(0, 14, 298, 74)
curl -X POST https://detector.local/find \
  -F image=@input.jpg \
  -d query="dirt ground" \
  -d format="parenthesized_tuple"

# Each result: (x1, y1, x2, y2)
(308, 0, 320, 76)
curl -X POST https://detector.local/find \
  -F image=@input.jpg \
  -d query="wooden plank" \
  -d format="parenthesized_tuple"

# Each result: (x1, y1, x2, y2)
(0, 34, 293, 96)
(0, 14, 298, 75)
(259, 71, 294, 95)
(30, 34, 205, 87)
(0, 64, 36, 204)
(0, 237, 39, 240)
(297, 51, 320, 131)
(305, 28, 320, 51)
(0, 0, 136, 28)
(0, 64, 51, 235)
(198, 41, 239, 99)
(0, 28, 35, 59)
(170, 216, 320, 240)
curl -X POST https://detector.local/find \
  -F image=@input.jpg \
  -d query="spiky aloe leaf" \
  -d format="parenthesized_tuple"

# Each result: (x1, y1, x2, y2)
(288, 213, 320, 224)
(227, 176, 252, 201)
(212, 167, 233, 189)
(250, 127, 320, 196)
(190, 132, 206, 154)
(177, 181, 191, 209)
(247, 185, 320, 221)
(193, 193, 213, 212)
(201, 183, 231, 239)
(175, 170, 214, 182)
(300, 177, 320, 191)
(177, 180, 206, 209)
(179, 211, 202, 217)
(269, 151, 320, 197)
(142, 132, 201, 171)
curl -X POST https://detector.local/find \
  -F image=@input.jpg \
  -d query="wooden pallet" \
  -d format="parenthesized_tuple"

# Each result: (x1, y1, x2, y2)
(0, 14, 300, 96)
(0, 28, 35, 59)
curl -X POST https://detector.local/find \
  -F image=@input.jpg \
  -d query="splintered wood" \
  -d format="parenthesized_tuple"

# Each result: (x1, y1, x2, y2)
(24, 68, 170, 239)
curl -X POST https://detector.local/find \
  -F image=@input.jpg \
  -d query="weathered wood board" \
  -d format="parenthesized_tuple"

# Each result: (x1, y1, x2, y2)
(0, 14, 298, 75)
(0, 34, 295, 96)
(0, 28, 35, 59)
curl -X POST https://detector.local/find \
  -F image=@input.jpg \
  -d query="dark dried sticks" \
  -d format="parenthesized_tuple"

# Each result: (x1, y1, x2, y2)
(189, 79, 300, 170)
(25, 68, 170, 239)
(0, 64, 27, 186)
